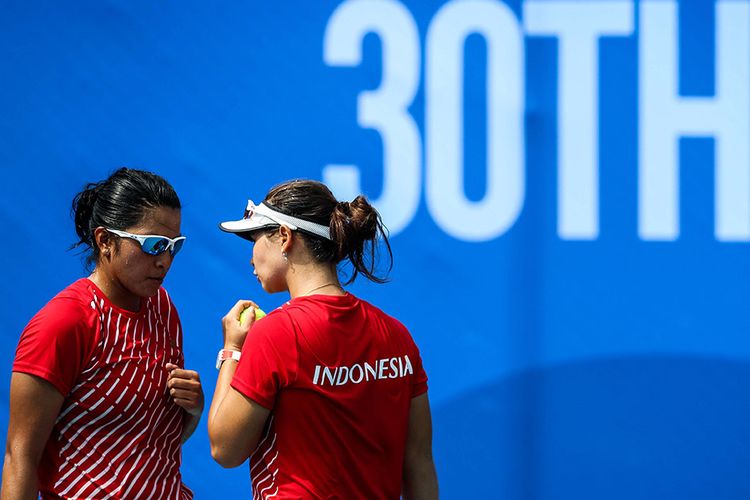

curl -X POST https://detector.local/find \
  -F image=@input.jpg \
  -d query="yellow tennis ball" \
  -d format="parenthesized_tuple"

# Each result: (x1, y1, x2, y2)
(239, 306, 266, 326)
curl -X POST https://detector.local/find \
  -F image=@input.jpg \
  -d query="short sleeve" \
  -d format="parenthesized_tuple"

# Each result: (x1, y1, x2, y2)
(410, 356, 428, 397)
(231, 311, 298, 410)
(407, 335, 429, 398)
(13, 297, 98, 396)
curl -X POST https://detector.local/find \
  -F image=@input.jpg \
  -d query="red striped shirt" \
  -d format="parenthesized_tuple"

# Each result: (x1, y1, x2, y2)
(13, 278, 193, 499)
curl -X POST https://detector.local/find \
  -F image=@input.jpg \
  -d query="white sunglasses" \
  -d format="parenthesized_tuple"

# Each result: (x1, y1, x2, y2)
(106, 228, 186, 256)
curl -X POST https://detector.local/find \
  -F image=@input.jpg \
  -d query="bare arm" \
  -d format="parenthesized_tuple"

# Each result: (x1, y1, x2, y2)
(181, 412, 201, 444)
(207, 357, 270, 468)
(402, 392, 439, 500)
(207, 301, 271, 468)
(2, 373, 65, 500)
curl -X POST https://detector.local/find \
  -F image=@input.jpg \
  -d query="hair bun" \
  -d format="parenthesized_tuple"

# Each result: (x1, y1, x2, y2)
(263, 179, 392, 284)
(347, 196, 378, 239)
(336, 201, 352, 224)
(71, 182, 104, 247)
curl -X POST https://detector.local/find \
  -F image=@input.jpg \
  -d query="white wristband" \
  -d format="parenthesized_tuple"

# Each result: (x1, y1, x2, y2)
(215, 349, 241, 369)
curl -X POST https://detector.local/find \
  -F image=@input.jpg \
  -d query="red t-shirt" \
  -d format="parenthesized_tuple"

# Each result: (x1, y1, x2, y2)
(13, 278, 193, 500)
(231, 293, 428, 500)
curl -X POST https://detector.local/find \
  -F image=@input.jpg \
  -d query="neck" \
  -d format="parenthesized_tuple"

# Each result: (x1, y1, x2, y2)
(287, 264, 344, 299)
(89, 269, 141, 312)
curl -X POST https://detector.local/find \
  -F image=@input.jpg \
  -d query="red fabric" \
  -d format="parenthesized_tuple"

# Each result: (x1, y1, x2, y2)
(13, 278, 193, 499)
(231, 293, 428, 500)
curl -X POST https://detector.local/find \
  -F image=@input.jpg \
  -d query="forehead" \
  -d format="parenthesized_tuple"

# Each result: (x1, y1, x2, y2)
(128, 206, 182, 237)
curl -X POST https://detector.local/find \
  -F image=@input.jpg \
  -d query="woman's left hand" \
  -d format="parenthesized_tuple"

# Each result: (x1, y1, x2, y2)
(166, 363, 204, 416)
(221, 300, 259, 351)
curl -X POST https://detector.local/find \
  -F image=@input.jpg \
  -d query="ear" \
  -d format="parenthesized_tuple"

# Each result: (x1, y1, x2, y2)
(92, 227, 114, 258)
(278, 225, 294, 254)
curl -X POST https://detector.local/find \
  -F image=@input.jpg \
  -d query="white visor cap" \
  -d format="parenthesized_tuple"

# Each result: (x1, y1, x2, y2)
(219, 200, 332, 240)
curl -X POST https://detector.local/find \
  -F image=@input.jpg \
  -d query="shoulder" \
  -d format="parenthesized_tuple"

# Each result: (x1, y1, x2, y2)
(15, 280, 102, 395)
(54, 278, 97, 303)
(239, 307, 299, 373)
(357, 298, 424, 359)
(34, 279, 100, 327)
(358, 296, 411, 333)
(18, 280, 100, 355)
(247, 306, 296, 342)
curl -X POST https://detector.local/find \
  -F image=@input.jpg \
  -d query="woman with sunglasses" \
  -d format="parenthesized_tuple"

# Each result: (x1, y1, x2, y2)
(208, 180, 439, 499)
(2, 168, 202, 499)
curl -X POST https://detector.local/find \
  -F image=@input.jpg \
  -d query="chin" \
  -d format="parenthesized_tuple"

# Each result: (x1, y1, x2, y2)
(139, 282, 163, 297)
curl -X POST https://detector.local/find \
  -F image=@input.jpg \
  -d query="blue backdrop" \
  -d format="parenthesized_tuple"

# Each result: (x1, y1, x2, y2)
(2, 0, 749, 498)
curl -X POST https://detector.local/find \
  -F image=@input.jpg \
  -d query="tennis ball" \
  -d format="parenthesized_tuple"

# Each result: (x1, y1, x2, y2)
(239, 306, 266, 326)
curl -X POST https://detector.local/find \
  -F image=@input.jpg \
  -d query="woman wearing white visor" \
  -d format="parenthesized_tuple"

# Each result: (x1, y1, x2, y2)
(208, 180, 438, 500)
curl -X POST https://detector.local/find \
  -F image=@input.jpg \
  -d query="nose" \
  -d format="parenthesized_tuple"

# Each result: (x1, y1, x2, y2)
(155, 251, 174, 271)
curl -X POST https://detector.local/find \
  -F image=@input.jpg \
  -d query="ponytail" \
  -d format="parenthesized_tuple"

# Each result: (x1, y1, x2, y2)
(263, 180, 393, 284)
(71, 182, 103, 250)
(329, 196, 392, 284)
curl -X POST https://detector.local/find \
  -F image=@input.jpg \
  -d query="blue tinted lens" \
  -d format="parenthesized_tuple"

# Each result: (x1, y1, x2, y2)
(171, 238, 185, 256)
(142, 237, 170, 255)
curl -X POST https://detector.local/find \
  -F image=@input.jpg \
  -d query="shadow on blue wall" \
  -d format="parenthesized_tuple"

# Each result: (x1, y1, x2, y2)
(434, 356, 750, 500)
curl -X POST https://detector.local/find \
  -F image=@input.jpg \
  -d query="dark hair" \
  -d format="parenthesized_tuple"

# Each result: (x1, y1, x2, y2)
(263, 180, 392, 284)
(71, 167, 181, 267)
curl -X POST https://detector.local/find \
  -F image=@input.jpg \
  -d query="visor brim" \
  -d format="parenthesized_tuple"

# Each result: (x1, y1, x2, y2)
(218, 219, 278, 240)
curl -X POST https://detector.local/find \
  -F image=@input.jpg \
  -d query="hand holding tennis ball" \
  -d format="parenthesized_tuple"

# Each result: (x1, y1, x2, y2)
(239, 306, 266, 326)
